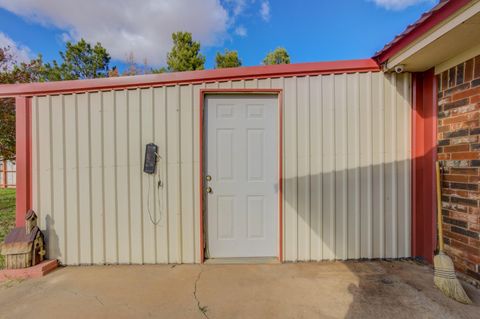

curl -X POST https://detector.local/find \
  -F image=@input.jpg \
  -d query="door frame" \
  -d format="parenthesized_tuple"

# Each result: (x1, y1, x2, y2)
(199, 88, 283, 263)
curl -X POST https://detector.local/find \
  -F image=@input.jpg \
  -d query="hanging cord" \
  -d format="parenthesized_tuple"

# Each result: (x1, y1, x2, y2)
(146, 152, 163, 226)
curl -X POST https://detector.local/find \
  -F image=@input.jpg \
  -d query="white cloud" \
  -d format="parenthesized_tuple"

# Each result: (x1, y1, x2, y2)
(235, 25, 247, 37)
(260, 1, 270, 21)
(0, 0, 230, 66)
(0, 32, 31, 65)
(370, 0, 434, 10)
(229, 0, 247, 16)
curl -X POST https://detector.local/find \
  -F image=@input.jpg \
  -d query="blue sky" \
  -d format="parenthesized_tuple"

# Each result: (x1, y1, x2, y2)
(0, 0, 437, 72)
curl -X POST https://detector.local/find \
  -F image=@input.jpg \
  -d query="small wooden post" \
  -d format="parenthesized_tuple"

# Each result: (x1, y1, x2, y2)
(1, 159, 7, 188)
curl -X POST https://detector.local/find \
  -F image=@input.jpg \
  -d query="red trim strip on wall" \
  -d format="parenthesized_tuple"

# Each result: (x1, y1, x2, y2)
(15, 96, 32, 227)
(199, 89, 283, 263)
(199, 91, 204, 262)
(0, 59, 379, 98)
(411, 69, 437, 264)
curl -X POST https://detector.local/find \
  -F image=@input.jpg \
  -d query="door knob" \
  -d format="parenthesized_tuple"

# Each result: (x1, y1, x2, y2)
(206, 186, 212, 193)
(206, 175, 212, 181)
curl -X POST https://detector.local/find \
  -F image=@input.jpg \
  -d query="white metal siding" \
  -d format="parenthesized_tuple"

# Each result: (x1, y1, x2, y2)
(31, 71, 411, 265)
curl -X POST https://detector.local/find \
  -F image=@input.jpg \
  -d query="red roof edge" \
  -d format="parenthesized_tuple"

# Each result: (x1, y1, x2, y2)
(373, 0, 472, 64)
(0, 59, 379, 97)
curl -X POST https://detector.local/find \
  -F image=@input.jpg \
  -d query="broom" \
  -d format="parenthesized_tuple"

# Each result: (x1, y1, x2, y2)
(433, 161, 472, 304)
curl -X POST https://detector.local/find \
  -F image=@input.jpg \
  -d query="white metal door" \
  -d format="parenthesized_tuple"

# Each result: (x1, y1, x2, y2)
(205, 94, 278, 258)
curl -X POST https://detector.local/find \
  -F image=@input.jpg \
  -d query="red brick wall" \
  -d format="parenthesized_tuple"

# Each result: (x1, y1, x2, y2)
(437, 55, 480, 281)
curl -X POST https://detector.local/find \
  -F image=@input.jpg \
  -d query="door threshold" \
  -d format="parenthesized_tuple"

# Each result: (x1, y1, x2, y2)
(204, 257, 280, 265)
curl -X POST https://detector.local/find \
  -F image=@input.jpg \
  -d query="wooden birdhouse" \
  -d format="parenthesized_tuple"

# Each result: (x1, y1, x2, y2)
(1, 210, 45, 269)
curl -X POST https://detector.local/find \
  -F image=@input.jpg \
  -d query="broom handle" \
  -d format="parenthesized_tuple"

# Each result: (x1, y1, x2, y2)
(436, 161, 444, 251)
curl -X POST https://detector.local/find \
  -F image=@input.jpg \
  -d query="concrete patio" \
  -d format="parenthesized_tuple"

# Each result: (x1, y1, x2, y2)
(0, 260, 479, 319)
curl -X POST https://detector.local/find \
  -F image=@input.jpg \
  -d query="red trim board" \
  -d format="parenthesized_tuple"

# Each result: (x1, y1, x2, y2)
(15, 96, 32, 227)
(0, 59, 379, 98)
(411, 69, 437, 264)
(199, 89, 283, 263)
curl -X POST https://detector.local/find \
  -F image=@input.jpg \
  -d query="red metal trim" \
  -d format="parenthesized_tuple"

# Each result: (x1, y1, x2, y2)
(15, 96, 32, 227)
(411, 69, 437, 264)
(0, 60, 379, 98)
(278, 91, 283, 262)
(199, 88, 283, 263)
(375, 0, 471, 64)
(199, 91, 204, 263)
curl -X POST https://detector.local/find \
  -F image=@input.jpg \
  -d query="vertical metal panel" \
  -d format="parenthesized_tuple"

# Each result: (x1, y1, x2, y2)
(283, 77, 298, 261)
(297, 76, 310, 261)
(102, 91, 118, 264)
(218, 81, 231, 89)
(141, 88, 156, 264)
(309, 76, 323, 261)
(77, 93, 92, 264)
(258, 78, 271, 88)
(322, 74, 336, 260)
(346, 73, 361, 260)
(372, 72, 385, 258)
(334, 74, 348, 260)
(180, 84, 195, 263)
(90, 92, 104, 264)
(166, 85, 180, 263)
(63, 94, 79, 265)
(359, 72, 373, 258)
(232, 80, 245, 89)
(128, 89, 143, 264)
(50, 95, 65, 261)
(115, 90, 130, 263)
(384, 74, 397, 258)
(153, 86, 169, 263)
(397, 73, 412, 258)
(37, 96, 50, 254)
(245, 78, 258, 88)
(31, 71, 411, 265)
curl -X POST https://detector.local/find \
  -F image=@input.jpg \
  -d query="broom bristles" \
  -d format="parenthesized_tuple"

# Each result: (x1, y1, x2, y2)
(434, 252, 472, 304)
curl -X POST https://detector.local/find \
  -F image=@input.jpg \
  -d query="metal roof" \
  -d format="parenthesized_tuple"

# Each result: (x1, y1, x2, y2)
(0, 59, 379, 97)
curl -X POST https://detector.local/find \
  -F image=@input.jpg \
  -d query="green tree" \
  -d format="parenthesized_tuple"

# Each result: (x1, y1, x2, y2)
(151, 67, 168, 74)
(0, 39, 112, 159)
(0, 47, 44, 160)
(263, 47, 290, 65)
(166, 32, 205, 72)
(0, 48, 44, 84)
(0, 98, 15, 160)
(43, 39, 111, 80)
(215, 49, 242, 68)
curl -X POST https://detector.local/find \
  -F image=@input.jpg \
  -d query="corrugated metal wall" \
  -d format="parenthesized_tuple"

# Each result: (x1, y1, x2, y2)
(31, 71, 411, 265)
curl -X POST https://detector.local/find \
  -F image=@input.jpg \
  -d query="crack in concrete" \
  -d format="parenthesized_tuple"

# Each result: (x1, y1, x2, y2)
(63, 289, 104, 306)
(194, 268, 209, 319)
(95, 295, 104, 306)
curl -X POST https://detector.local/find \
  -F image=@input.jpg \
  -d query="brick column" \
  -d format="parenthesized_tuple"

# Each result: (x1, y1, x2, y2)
(437, 55, 480, 281)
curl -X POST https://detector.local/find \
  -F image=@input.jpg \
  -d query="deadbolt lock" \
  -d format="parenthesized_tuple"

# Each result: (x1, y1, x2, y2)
(206, 186, 212, 193)
(206, 175, 212, 181)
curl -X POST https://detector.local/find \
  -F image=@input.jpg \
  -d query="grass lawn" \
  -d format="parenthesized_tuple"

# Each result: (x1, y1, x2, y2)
(0, 188, 16, 269)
